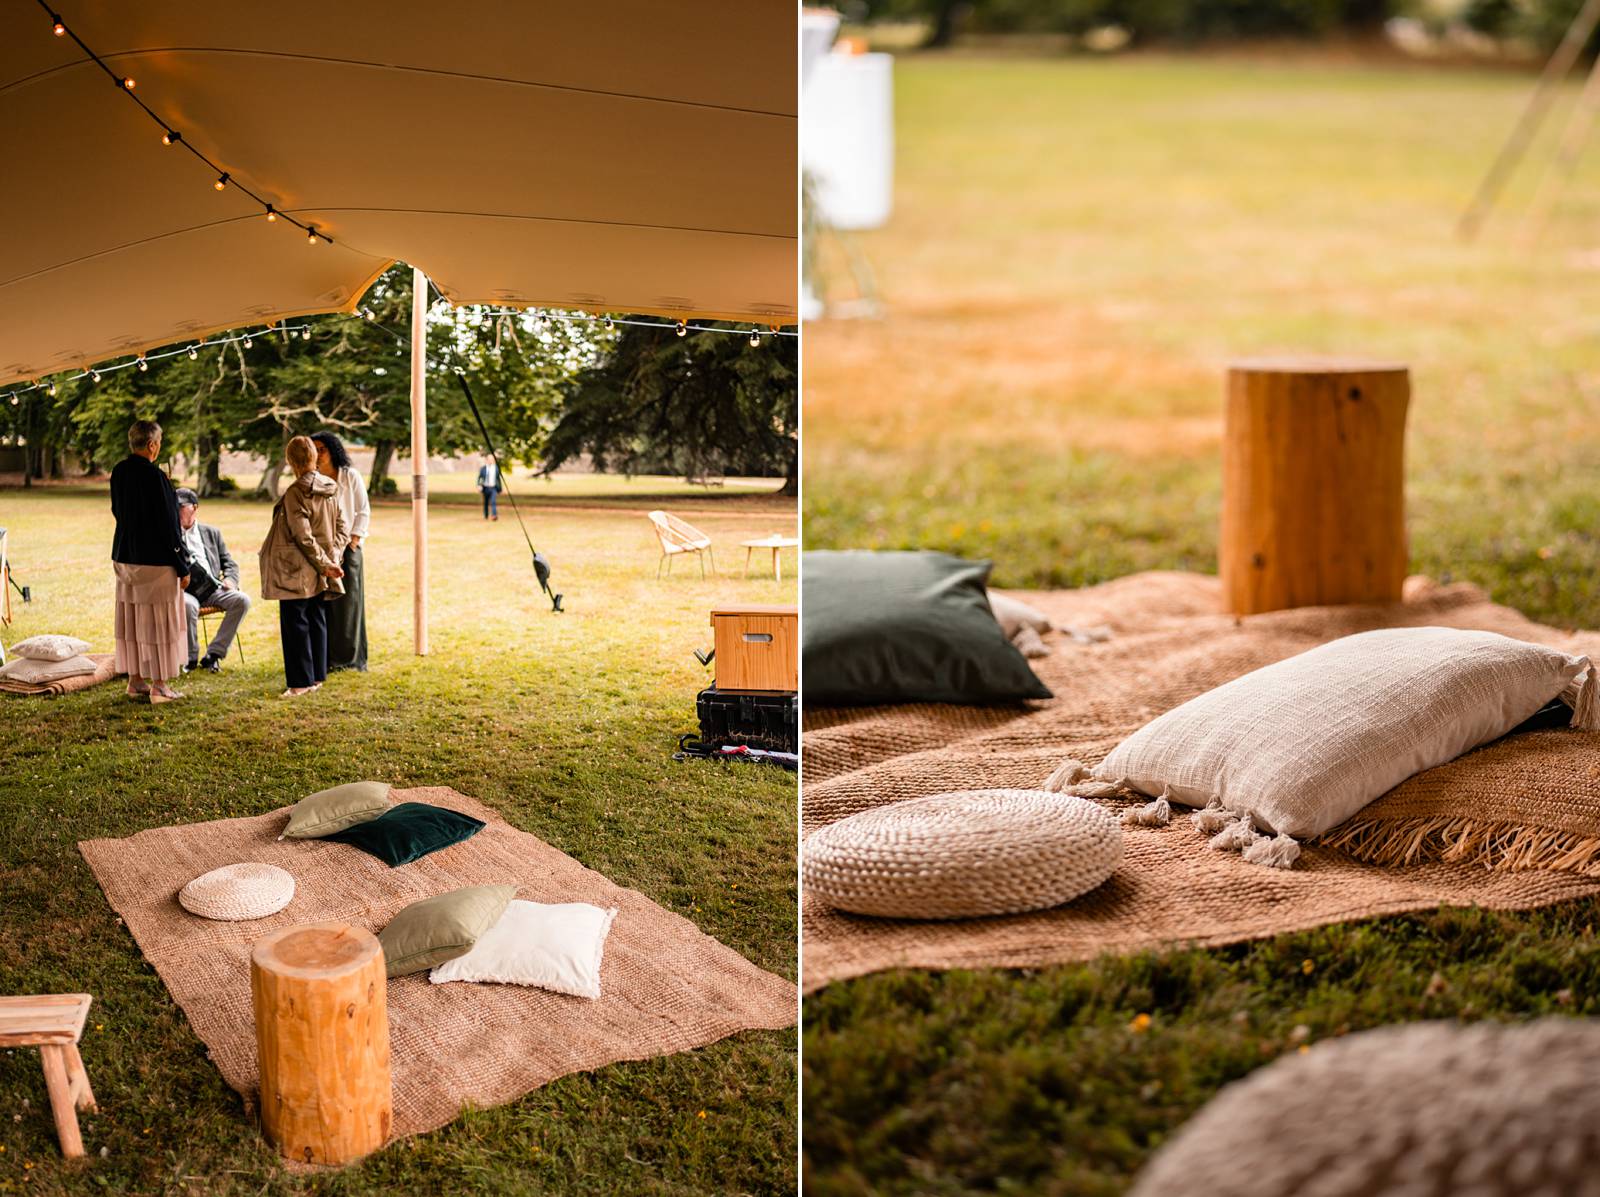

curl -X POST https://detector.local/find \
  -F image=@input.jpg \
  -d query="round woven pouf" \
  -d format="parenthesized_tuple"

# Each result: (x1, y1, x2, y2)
(1130, 1019, 1600, 1197)
(178, 863, 295, 921)
(802, 789, 1122, 919)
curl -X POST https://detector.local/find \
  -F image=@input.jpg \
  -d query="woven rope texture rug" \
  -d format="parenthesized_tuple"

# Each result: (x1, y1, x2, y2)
(803, 572, 1600, 991)
(80, 787, 796, 1139)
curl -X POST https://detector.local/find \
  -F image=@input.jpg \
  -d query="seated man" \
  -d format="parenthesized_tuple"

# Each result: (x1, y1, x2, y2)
(174, 488, 251, 672)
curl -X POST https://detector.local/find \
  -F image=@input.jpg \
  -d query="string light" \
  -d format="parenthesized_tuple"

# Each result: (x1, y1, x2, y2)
(42, 7, 334, 249)
(9, 395, 17, 405)
(243, 335, 252, 348)
(47, 383, 56, 396)
(186, 345, 198, 360)
(137, 356, 147, 371)
(749, 328, 761, 347)
(90, 369, 100, 382)
(603, 317, 614, 331)
(481, 308, 797, 342)
(675, 320, 687, 337)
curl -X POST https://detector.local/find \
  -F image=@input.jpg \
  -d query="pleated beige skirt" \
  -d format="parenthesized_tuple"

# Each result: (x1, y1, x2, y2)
(113, 562, 184, 681)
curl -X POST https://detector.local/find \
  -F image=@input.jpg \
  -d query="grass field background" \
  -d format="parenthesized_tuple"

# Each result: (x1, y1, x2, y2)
(0, 482, 796, 1195)
(803, 51, 1600, 1195)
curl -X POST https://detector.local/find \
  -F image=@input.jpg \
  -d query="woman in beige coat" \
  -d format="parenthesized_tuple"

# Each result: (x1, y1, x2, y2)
(260, 435, 347, 697)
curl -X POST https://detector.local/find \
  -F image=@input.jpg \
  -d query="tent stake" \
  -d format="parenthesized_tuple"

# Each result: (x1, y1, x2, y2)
(411, 266, 429, 657)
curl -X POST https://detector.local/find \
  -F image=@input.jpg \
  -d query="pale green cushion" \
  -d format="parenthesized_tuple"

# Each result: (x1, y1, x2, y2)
(379, 884, 518, 978)
(280, 781, 392, 840)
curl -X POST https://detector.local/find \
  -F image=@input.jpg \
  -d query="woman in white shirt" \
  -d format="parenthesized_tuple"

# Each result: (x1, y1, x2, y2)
(310, 431, 371, 672)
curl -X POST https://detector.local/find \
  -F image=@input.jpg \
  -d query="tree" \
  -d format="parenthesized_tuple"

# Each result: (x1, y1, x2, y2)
(541, 322, 798, 494)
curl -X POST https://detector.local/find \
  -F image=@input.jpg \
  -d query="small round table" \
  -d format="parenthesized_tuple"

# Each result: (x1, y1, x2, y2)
(741, 535, 799, 581)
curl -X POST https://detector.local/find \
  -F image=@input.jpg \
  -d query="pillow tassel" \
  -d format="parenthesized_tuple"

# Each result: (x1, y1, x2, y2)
(1191, 798, 1238, 836)
(1210, 817, 1262, 853)
(1568, 660, 1600, 732)
(1122, 793, 1172, 827)
(1043, 758, 1091, 792)
(1243, 833, 1302, 870)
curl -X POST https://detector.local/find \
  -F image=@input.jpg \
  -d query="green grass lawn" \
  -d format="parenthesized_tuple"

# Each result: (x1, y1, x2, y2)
(0, 483, 796, 1195)
(803, 50, 1600, 1195)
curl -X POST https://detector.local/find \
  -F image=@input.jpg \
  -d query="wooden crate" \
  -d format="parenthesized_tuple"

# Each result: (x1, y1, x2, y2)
(711, 604, 797, 693)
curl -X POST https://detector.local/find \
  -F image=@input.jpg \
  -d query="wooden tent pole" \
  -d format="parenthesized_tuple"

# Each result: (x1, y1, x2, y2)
(1457, 0, 1600, 241)
(410, 267, 429, 657)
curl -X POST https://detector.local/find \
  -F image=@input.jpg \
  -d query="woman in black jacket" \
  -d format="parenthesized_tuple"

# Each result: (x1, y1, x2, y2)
(110, 419, 190, 702)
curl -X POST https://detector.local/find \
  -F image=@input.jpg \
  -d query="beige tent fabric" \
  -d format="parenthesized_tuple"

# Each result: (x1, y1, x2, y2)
(79, 787, 796, 1139)
(802, 573, 1600, 991)
(0, 3, 796, 385)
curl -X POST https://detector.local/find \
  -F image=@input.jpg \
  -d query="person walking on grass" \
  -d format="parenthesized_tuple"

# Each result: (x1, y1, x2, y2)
(259, 435, 345, 698)
(173, 488, 251, 673)
(477, 453, 501, 521)
(110, 419, 189, 703)
(310, 431, 370, 672)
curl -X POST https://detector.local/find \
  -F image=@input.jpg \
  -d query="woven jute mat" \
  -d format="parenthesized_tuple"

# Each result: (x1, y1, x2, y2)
(803, 572, 1600, 991)
(80, 787, 796, 1139)
(0, 652, 116, 697)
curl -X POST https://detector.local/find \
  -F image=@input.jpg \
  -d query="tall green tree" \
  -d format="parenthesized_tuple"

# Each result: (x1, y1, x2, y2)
(541, 323, 798, 494)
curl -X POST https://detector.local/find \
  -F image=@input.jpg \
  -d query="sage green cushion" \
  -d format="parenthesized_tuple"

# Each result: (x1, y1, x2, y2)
(379, 884, 518, 978)
(802, 550, 1053, 706)
(281, 781, 392, 840)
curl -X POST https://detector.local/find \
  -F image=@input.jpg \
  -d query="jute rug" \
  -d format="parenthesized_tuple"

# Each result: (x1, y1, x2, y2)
(0, 652, 116, 697)
(803, 572, 1600, 991)
(80, 787, 796, 1139)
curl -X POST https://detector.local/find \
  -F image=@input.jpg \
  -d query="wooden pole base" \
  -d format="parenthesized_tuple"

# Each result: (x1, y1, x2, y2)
(1220, 357, 1410, 616)
(251, 923, 391, 1166)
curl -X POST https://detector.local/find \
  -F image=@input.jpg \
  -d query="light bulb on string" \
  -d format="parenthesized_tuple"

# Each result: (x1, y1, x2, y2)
(307, 226, 319, 245)
(121, 77, 135, 90)
(214, 173, 229, 192)
(47, 382, 57, 396)
(243, 335, 253, 349)
(90, 370, 101, 382)
(187, 346, 198, 360)
(51, 15, 65, 35)
(9, 394, 18, 405)
(675, 320, 687, 338)
(749, 328, 761, 347)
(264, 206, 277, 223)
(603, 317, 614, 332)
(137, 356, 147, 371)
(161, 129, 179, 146)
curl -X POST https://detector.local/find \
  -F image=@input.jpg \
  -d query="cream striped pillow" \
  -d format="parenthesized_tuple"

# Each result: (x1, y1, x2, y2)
(1049, 627, 1597, 845)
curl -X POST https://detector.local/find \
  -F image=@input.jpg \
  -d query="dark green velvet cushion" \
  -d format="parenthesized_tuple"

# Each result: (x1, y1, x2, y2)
(802, 550, 1052, 706)
(324, 802, 485, 867)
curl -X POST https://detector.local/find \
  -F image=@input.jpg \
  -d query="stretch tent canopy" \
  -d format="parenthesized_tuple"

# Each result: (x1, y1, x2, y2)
(0, 1, 797, 388)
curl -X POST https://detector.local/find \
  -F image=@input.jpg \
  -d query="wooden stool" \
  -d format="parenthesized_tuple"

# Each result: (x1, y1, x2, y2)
(0, 994, 96, 1158)
(250, 923, 391, 1166)
(1220, 357, 1410, 615)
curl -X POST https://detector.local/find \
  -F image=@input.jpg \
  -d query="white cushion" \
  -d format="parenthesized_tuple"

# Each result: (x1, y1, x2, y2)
(802, 789, 1123, 919)
(178, 863, 295, 921)
(1091, 627, 1594, 840)
(0, 653, 98, 684)
(428, 900, 618, 998)
(8, 634, 91, 662)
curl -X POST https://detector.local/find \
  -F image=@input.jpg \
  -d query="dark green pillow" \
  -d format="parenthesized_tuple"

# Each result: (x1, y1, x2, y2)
(324, 802, 485, 867)
(802, 550, 1052, 706)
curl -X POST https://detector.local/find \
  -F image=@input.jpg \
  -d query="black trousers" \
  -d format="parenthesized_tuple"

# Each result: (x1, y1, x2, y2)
(326, 545, 368, 672)
(279, 597, 328, 689)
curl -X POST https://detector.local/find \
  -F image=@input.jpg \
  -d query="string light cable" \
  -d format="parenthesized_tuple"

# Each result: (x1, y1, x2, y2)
(37, 2, 335, 245)
(2, 323, 312, 405)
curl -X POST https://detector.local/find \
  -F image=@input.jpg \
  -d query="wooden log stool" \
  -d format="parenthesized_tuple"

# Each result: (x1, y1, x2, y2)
(1220, 357, 1411, 615)
(250, 923, 391, 1166)
(0, 994, 97, 1158)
